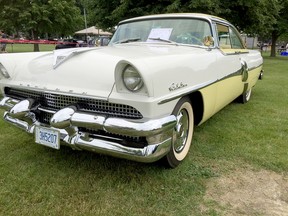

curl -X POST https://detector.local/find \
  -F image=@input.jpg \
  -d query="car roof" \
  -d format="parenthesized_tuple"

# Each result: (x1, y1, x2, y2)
(119, 13, 229, 25)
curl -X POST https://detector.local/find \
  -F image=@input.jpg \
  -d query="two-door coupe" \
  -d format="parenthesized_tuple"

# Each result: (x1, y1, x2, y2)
(0, 14, 263, 167)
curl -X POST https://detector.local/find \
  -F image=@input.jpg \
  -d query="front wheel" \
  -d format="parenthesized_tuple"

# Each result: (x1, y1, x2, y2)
(164, 97, 194, 168)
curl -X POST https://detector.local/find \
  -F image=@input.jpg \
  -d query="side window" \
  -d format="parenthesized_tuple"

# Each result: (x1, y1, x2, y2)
(217, 23, 245, 49)
(229, 27, 244, 49)
(216, 24, 231, 49)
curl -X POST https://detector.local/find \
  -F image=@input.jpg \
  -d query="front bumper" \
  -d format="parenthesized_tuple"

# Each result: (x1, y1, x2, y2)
(0, 97, 176, 163)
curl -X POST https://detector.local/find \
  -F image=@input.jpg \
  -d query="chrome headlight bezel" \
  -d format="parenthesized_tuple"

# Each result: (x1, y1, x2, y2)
(122, 65, 144, 92)
(0, 63, 11, 79)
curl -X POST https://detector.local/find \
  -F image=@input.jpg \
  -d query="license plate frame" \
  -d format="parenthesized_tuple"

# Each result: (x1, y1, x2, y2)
(35, 126, 60, 149)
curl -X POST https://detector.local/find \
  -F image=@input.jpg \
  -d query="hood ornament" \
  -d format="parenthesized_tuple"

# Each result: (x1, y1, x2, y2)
(52, 48, 94, 69)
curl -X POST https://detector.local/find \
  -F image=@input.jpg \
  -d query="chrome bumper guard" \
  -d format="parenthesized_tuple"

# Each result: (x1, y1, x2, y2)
(0, 97, 176, 163)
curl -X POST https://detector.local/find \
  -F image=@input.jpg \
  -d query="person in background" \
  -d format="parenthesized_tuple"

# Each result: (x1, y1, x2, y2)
(0, 31, 3, 51)
(0, 31, 7, 53)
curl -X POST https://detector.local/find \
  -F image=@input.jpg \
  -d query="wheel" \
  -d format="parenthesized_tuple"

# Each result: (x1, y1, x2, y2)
(237, 88, 252, 104)
(164, 97, 194, 168)
(259, 70, 264, 80)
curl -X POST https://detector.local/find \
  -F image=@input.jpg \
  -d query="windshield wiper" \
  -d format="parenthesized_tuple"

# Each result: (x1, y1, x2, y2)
(148, 37, 178, 45)
(114, 38, 141, 44)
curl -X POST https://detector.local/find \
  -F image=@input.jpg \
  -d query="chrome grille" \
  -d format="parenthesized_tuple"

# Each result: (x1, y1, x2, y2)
(38, 111, 53, 124)
(4, 87, 143, 121)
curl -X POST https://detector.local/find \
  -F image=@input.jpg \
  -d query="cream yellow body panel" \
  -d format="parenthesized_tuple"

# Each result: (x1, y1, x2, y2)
(247, 67, 262, 89)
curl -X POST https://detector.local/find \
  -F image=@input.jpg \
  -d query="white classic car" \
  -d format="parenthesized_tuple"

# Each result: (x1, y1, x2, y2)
(0, 13, 263, 168)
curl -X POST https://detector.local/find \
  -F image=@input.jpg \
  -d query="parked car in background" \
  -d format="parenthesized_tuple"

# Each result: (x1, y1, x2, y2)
(0, 13, 263, 168)
(55, 39, 86, 49)
(87, 36, 111, 47)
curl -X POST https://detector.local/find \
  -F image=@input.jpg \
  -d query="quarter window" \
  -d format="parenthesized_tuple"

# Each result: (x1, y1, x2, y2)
(229, 27, 244, 49)
(216, 24, 244, 49)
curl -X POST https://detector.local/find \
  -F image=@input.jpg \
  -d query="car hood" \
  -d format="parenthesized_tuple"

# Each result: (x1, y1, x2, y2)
(0, 44, 209, 99)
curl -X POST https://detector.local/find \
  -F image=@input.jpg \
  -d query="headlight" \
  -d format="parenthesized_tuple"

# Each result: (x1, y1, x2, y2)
(0, 63, 10, 79)
(122, 65, 143, 92)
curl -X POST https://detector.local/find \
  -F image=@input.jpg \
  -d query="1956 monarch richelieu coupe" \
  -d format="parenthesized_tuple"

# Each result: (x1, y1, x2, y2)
(0, 14, 263, 167)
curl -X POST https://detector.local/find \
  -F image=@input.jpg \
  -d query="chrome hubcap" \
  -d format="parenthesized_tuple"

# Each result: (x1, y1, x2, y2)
(174, 109, 189, 153)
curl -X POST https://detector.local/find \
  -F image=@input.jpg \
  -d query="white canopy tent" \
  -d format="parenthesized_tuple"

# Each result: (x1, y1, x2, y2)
(75, 26, 112, 36)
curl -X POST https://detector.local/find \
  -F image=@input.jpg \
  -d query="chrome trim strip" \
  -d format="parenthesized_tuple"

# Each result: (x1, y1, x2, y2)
(158, 80, 214, 105)
(158, 64, 263, 105)
(4, 85, 108, 101)
(249, 65, 262, 72)
(38, 107, 57, 114)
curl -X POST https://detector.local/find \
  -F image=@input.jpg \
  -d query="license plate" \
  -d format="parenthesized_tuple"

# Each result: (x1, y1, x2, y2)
(35, 126, 60, 149)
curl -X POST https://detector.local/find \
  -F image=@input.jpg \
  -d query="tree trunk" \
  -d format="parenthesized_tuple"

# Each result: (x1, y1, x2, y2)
(270, 31, 279, 57)
(34, 43, 40, 52)
(31, 29, 40, 52)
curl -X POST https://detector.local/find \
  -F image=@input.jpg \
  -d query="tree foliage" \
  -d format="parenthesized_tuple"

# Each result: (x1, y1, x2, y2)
(0, 0, 83, 51)
(88, 0, 281, 34)
(269, 0, 288, 56)
(86, 0, 172, 30)
(87, 0, 287, 56)
(0, 0, 287, 55)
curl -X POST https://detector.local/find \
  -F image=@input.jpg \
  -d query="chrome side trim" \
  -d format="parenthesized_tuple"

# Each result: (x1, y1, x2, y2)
(158, 64, 263, 105)
(158, 80, 214, 105)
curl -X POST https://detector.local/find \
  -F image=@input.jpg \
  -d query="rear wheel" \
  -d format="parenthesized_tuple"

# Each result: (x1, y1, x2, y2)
(164, 97, 194, 168)
(259, 70, 264, 80)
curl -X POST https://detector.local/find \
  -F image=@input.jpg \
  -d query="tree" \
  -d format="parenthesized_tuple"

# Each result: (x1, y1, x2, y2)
(88, 0, 288, 56)
(269, 0, 288, 57)
(88, 0, 176, 30)
(0, 0, 83, 51)
(217, 0, 286, 57)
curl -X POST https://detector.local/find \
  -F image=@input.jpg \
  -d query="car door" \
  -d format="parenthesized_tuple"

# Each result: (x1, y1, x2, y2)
(213, 23, 249, 113)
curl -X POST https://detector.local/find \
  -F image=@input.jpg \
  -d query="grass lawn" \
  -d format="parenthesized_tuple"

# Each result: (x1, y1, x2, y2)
(0, 50, 287, 215)
(5, 43, 56, 52)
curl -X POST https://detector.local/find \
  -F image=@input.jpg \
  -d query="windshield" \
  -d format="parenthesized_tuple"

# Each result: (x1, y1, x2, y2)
(110, 18, 212, 46)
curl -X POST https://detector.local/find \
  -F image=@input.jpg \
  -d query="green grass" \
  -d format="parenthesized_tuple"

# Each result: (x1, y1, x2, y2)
(0, 54, 287, 215)
(5, 43, 55, 53)
(193, 55, 288, 172)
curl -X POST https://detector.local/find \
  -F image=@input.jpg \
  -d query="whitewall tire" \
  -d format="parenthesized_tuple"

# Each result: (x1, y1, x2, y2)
(164, 97, 194, 168)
